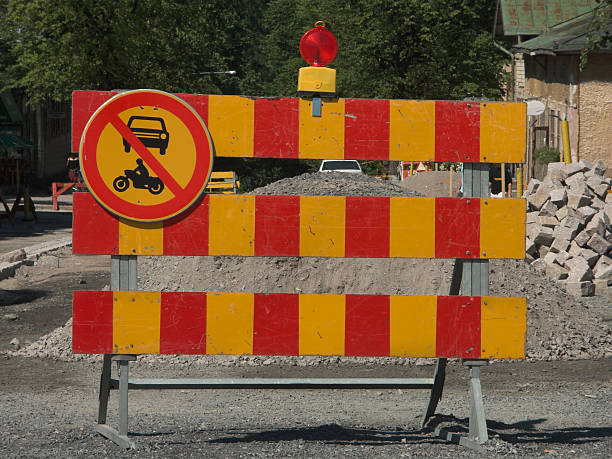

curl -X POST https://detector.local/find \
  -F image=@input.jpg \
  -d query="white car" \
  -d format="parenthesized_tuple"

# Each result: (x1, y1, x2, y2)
(318, 159, 363, 174)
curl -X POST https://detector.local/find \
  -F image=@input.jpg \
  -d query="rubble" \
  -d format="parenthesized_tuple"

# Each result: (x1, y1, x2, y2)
(524, 160, 612, 296)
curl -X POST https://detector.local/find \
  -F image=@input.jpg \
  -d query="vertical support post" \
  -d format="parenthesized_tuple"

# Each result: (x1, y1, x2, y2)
(432, 163, 490, 450)
(96, 255, 137, 448)
(459, 163, 489, 448)
(461, 163, 489, 297)
(119, 361, 129, 436)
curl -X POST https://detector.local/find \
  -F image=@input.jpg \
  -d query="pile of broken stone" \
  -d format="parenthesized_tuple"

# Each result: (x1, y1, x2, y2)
(524, 160, 612, 297)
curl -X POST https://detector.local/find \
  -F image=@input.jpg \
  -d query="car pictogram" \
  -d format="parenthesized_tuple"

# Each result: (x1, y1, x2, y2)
(123, 116, 170, 155)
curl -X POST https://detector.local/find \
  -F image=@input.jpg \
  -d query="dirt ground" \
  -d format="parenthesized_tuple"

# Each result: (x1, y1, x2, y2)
(0, 257, 612, 458)
(0, 253, 610, 457)
(1, 173, 611, 457)
(0, 248, 610, 457)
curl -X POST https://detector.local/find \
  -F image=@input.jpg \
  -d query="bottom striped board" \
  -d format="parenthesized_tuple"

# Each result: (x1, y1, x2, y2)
(73, 292, 526, 359)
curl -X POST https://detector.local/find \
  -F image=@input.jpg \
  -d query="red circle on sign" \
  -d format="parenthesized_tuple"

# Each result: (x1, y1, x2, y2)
(79, 90, 214, 222)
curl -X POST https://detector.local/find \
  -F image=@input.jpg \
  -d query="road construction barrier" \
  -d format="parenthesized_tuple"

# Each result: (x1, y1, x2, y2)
(71, 90, 527, 451)
(204, 171, 239, 194)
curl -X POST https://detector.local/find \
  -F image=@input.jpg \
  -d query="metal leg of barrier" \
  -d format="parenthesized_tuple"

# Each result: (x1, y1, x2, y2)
(96, 355, 137, 449)
(421, 357, 447, 428)
(435, 359, 489, 451)
(421, 254, 464, 428)
(97, 354, 112, 424)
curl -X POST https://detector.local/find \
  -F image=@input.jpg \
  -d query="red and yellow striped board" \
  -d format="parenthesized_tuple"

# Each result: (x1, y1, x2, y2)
(73, 291, 526, 359)
(72, 91, 526, 163)
(73, 192, 525, 259)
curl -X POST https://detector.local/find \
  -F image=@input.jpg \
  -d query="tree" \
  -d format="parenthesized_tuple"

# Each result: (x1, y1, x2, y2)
(0, 0, 511, 188)
(259, 0, 507, 100)
(0, 0, 244, 106)
(581, 1, 612, 69)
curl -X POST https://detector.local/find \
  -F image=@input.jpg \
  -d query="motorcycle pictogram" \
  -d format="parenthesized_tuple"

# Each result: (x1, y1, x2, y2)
(113, 159, 165, 195)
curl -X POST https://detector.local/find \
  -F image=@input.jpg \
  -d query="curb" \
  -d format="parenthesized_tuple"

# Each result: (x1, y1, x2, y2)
(0, 237, 73, 281)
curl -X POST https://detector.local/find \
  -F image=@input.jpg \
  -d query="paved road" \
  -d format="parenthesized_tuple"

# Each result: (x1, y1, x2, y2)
(0, 192, 73, 256)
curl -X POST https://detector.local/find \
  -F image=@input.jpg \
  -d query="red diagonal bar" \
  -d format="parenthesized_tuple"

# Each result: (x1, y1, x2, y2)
(109, 116, 184, 196)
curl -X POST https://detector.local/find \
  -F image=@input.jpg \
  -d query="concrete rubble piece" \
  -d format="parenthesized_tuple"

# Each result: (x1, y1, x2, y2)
(524, 161, 612, 297)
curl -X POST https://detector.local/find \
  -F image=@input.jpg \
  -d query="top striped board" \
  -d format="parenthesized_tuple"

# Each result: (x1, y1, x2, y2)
(72, 91, 526, 163)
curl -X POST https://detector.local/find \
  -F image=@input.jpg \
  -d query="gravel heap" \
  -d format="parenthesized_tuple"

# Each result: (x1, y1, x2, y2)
(524, 160, 612, 297)
(251, 171, 422, 197)
(8, 172, 611, 362)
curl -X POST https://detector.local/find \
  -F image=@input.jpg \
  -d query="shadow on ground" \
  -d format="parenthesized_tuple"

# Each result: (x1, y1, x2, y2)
(207, 416, 611, 447)
(0, 288, 48, 306)
(427, 414, 610, 446)
(208, 423, 443, 446)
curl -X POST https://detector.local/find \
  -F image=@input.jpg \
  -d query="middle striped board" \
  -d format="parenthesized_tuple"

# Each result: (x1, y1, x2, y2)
(73, 192, 525, 259)
(73, 291, 526, 359)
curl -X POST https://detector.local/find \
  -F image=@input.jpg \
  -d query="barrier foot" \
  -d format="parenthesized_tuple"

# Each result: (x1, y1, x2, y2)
(421, 357, 447, 428)
(433, 359, 489, 451)
(466, 360, 489, 444)
(434, 426, 484, 452)
(95, 354, 137, 449)
(95, 424, 135, 449)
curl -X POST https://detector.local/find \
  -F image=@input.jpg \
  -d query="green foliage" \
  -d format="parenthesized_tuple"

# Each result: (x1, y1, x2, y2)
(260, 0, 507, 99)
(0, 0, 254, 105)
(360, 161, 385, 176)
(580, 1, 612, 70)
(0, 0, 508, 104)
(534, 146, 561, 165)
(0, 0, 510, 187)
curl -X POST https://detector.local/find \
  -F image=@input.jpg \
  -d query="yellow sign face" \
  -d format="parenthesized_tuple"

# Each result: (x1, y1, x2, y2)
(80, 90, 214, 222)
(97, 106, 196, 206)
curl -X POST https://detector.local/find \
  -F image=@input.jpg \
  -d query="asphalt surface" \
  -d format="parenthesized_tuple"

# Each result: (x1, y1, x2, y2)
(0, 190, 73, 256)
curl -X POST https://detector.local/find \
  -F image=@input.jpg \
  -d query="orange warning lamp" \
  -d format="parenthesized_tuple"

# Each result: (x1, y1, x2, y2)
(298, 21, 337, 98)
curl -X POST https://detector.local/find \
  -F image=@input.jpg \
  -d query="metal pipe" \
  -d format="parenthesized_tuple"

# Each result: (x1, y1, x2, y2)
(561, 120, 571, 164)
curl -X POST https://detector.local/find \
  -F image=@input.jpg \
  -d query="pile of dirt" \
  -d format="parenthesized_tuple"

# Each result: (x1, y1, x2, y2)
(8, 172, 611, 362)
(398, 170, 461, 197)
(252, 171, 423, 197)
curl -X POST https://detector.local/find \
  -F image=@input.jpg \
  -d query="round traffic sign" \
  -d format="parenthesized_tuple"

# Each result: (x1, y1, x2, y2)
(79, 89, 214, 222)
